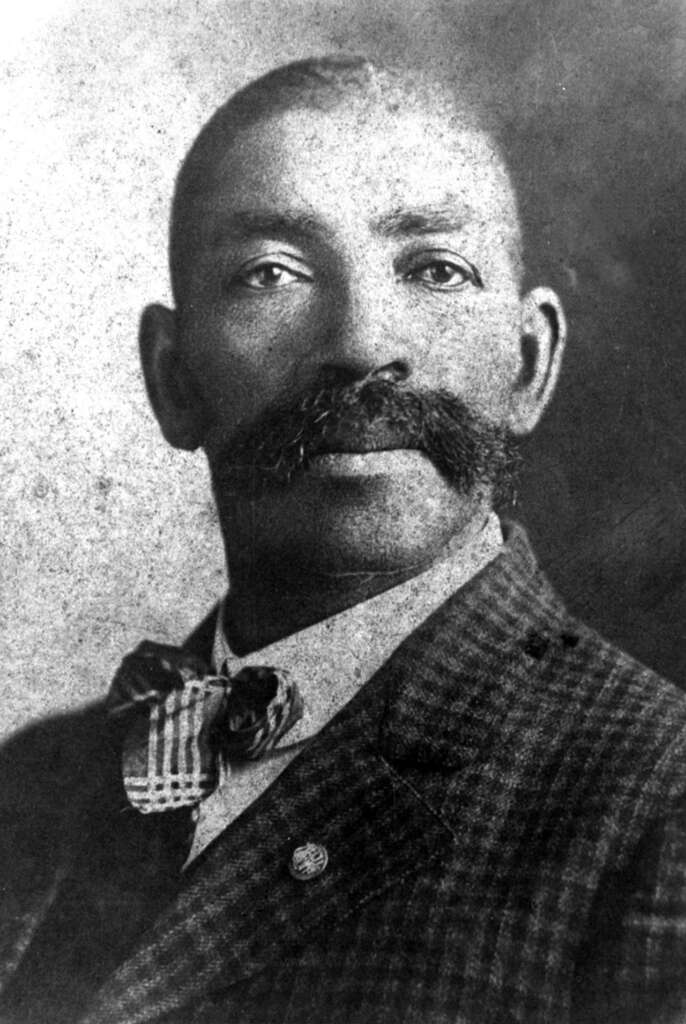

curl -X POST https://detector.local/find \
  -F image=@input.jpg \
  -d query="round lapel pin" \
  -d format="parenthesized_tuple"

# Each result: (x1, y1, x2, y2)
(289, 842, 329, 881)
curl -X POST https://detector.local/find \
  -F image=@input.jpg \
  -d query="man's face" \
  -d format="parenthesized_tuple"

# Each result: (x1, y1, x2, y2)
(149, 94, 559, 582)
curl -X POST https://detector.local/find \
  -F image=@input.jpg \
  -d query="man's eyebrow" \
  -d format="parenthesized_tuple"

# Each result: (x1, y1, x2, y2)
(209, 210, 323, 244)
(370, 204, 469, 237)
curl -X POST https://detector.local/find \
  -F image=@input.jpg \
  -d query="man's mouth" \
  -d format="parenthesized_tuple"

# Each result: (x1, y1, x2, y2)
(298, 421, 427, 478)
(305, 424, 425, 477)
(307, 449, 429, 478)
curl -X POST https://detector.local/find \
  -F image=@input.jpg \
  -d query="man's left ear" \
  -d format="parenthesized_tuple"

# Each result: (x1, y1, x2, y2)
(507, 287, 566, 435)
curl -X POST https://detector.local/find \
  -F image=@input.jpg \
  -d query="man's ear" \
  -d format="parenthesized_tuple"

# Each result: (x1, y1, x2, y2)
(507, 287, 566, 436)
(139, 304, 206, 450)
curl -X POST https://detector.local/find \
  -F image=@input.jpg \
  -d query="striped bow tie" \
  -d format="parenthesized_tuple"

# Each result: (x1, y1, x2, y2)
(106, 641, 303, 814)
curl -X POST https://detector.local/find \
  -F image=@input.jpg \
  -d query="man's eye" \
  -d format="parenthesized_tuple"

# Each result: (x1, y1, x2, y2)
(237, 262, 305, 290)
(406, 256, 483, 291)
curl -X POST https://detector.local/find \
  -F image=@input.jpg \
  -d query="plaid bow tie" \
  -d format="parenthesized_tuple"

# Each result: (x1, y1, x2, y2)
(107, 641, 304, 814)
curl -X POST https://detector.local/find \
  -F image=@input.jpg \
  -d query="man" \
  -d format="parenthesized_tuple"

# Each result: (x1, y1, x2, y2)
(1, 55, 685, 1024)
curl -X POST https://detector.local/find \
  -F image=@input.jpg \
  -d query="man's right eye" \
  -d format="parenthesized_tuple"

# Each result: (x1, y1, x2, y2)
(234, 260, 309, 291)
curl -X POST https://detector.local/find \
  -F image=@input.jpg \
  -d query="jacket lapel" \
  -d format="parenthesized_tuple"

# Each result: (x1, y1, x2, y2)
(79, 658, 458, 1024)
(81, 523, 568, 1024)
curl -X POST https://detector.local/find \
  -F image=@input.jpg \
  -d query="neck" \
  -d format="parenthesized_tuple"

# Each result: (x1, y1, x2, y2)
(223, 510, 494, 656)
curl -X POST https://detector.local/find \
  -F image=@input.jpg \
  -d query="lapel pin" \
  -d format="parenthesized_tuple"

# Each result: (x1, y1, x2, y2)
(289, 842, 329, 881)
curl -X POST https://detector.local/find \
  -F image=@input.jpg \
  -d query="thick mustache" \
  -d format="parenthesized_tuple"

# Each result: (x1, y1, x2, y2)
(211, 378, 518, 497)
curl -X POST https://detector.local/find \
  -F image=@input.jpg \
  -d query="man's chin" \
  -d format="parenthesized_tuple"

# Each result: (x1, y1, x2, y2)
(218, 453, 489, 581)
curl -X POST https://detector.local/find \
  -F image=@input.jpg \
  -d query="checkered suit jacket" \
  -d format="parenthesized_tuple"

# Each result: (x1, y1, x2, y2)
(1, 523, 686, 1024)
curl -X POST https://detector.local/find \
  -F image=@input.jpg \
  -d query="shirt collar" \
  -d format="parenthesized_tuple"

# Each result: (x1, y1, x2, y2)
(213, 513, 503, 743)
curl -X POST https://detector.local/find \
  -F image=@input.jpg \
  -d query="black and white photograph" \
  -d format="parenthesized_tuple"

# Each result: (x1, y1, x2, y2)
(2, 2, 686, 1021)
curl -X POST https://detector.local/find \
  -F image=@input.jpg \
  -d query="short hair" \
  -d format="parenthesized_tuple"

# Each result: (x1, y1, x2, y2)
(169, 55, 521, 306)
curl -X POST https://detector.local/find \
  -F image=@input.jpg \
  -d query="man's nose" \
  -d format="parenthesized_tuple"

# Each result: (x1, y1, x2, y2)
(317, 275, 411, 385)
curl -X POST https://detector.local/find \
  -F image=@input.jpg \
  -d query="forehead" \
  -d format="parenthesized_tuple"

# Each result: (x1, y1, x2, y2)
(185, 96, 520, 241)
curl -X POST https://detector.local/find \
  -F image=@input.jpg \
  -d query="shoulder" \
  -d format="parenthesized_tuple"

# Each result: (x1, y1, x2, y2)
(493, 522, 686, 787)
(428, 522, 686, 837)
(532, 610, 686, 772)
(0, 702, 124, 923)
(0, 702, 122, 836)
(486, 601, 686, 863)
(0, 604, 219, 829)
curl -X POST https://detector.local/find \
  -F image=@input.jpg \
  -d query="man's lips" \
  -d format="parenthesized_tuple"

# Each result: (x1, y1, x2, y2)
(310, 442, 418, 455)
(306, 449, 430, 478)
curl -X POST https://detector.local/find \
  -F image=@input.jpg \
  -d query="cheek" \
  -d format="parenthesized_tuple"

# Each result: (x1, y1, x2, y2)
(421, 296, 521, 420)
(180, 303, 311, 435)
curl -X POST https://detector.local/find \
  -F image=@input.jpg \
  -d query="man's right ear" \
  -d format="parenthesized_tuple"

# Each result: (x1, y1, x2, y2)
(139, 304, 206, 451)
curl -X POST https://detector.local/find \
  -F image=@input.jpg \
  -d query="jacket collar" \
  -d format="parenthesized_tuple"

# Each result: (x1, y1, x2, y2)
(378, 520, 568, 769)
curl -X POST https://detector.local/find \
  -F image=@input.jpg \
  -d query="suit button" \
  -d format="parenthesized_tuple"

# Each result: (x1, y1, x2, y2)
(289, 842, 328, 881)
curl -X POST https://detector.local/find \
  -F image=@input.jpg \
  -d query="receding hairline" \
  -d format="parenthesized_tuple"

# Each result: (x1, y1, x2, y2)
(169, 55, 520, 306)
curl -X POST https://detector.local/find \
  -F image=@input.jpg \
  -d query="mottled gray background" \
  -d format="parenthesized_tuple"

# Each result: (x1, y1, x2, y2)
(2, 0, 685, 738)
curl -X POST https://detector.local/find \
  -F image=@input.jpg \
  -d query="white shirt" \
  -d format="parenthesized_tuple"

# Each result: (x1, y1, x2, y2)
(185, 514, 503, 866)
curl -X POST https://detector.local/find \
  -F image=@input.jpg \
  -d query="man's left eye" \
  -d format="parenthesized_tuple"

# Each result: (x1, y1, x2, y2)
(405, 255, 483, 291)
